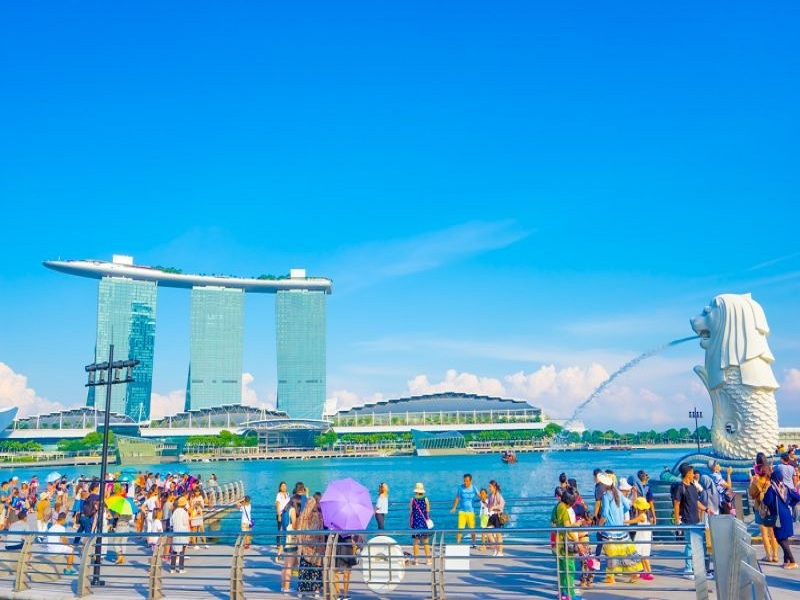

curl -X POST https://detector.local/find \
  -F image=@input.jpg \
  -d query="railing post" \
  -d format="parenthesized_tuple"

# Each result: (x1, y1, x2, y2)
(148, 535, 167, 600)
(76, 533, 96, 597)
(323, 533, 337, 600)
(230, 533, 245, 600)
(14, 534, 35, 592)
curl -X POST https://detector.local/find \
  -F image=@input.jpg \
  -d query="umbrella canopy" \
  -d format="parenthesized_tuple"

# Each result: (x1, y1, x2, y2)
(46, 472, 62, 484)
(105, 495, 138, 516)
(118, 474, 133, 483)
(320, 477, 373, 531)
(119, 467, 139, 476)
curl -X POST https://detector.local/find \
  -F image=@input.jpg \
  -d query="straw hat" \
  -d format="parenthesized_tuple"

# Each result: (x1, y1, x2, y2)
(177, 496, 188, 507)
(618, 479, 632, 492)
(596, 473, 613, 487)
(634, 497, 650, 511)
(413, 482, 425, 495)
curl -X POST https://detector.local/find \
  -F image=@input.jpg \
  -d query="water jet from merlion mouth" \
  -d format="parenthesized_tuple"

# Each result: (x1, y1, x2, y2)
(517, 335, 699, 498)
(546, 334, 701, 452)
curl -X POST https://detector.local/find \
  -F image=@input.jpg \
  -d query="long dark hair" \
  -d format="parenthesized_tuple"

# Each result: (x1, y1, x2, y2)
(605, 484, 620, 506)
(489, 479, 501, 492)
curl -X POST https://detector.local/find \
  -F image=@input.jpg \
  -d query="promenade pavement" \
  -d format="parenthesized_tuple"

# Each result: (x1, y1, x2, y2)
(1, 534, 798, 600)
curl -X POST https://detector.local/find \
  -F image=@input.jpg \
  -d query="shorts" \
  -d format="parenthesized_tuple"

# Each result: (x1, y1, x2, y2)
(480, 514, 490, 528)
(457, 511, 476, 529)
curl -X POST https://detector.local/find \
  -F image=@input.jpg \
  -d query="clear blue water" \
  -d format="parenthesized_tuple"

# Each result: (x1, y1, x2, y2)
(6, 447, 691, 531)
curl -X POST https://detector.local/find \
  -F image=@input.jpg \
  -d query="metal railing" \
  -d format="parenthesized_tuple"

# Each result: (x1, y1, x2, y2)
(0, 519, 729, 599)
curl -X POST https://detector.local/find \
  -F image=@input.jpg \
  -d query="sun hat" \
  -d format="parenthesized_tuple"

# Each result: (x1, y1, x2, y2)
(39, 492, 48, 500)
(177, 496, 188, 507)
(618, 479, 632, 492)
(597, 473, 613, 487)
(413, 482, 425, 495)
(634, 497, 650, 511)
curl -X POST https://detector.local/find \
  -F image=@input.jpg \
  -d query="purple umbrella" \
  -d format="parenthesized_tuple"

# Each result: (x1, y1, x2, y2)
(320, 478, 374, 531)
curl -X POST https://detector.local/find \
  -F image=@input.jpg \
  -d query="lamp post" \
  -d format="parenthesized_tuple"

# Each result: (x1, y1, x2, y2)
(85, 345, 138, 586)
(689, 407, 703, 452)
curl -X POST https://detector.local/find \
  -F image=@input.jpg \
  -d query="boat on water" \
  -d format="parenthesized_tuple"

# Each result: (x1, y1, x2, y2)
(501, 450, 517, 464)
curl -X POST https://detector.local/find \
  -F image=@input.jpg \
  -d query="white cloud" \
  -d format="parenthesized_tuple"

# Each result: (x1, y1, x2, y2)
(241, 372, 259, 406)
(327, 220, 531, 291)
(0, 362, 66, 418)
(408, 369, 507, 398)
(505, 364, 609, 403)
(782, 368, 800, 392)
(149, 389, 186, 420)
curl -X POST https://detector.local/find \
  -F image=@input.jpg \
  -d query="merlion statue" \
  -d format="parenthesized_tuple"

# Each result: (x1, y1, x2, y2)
(690, 293, 779, 460)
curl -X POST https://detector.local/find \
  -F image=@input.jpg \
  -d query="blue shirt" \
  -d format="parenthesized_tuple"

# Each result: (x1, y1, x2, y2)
(600, 491, 631, 527)
(456, 485, 477, 513)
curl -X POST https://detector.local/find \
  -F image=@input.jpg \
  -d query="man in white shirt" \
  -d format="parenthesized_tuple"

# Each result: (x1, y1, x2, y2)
(47, 512, 77, 575)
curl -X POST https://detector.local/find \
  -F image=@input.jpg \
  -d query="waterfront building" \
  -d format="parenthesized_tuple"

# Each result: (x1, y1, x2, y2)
(275, 289, 327, 420)
(327, 392, 543, 430)
(186, 286, 245, 411)
(88, 275, 157, 422)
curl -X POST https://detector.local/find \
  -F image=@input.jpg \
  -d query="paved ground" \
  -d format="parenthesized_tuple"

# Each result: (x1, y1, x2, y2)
(1, 533, 798, 600)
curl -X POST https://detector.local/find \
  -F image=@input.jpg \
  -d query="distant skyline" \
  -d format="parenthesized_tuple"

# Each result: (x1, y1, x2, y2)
(1, 2, 798, 429)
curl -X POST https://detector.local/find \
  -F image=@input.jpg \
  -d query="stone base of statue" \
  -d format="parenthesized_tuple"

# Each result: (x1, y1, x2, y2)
(663, 448, 755, 484)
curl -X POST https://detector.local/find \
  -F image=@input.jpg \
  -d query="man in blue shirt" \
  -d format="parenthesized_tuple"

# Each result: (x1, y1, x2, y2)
(450, 473, 477, 545)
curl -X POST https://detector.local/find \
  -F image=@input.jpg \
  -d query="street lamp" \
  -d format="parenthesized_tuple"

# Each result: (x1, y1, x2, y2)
(85, 345, 138, 586)
(689, 407, 703, 452)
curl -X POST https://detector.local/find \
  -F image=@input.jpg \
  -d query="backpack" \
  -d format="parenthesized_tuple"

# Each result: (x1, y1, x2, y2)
(82, 495, 99, 518)
(280, 502, 292, 529)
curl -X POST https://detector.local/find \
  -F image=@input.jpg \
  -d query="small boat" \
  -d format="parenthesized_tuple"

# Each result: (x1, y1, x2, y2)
(501, 450, 517, 464)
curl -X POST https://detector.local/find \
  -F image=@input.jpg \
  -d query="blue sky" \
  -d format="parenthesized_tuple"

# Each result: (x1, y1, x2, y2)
(1, 1, 798, 429)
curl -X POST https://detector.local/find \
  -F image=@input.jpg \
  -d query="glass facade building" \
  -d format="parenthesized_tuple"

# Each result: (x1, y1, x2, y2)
(275, 290, 326, 420)
(185, 286, 245, 411)
(88, 277, 157, 421)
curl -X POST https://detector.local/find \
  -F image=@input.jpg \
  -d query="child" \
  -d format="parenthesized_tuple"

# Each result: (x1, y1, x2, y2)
(147, 508, 164, 550)
(627, 496, 654, 580)
(478, 488, 490, 550)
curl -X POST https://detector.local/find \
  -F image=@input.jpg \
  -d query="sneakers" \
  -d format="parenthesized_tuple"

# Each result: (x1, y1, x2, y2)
(203, 544, 209, 549)
(683, 573, 695, 581)
(63, 568, 77, 575)
(640, 573, 654, 581)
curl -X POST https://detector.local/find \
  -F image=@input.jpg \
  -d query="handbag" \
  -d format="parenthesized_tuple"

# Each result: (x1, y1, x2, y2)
(425, 518, 434, 529)
(499, 512, 510, 525)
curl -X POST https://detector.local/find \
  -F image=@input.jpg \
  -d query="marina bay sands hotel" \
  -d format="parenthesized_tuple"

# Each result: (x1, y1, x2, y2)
(44, 255, 332, 423)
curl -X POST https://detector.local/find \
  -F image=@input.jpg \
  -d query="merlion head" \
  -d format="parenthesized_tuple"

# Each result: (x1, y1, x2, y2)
(691, 293, 779, 391)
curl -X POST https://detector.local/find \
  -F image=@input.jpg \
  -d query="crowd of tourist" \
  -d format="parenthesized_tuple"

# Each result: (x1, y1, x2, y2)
(1, 447, 798, 599)
(0, 470, 220, 575)
(549, 446, 800, 600)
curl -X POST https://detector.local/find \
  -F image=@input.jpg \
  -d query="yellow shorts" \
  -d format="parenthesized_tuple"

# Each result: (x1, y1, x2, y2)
(457, 511, 476, 529)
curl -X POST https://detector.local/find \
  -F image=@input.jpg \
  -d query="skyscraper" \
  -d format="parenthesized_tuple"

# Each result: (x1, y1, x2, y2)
(89, 276, 157, 421)
(275, 289, 327, 420)
(47, 257, 332, 424)
(186, 286, 245, 411)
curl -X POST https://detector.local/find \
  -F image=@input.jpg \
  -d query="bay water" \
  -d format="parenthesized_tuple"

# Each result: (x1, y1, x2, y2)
(10, 447, 690, 531)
